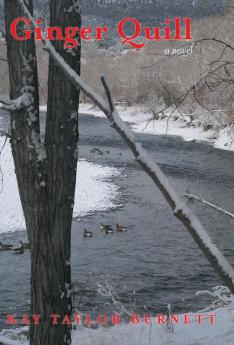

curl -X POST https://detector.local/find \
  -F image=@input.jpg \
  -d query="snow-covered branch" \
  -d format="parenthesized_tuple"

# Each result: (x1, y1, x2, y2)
(0, 95, 12, 106)
(17, 0, 234, 293)
(0, 93, 33, 112)
(100, 77, 234, 291)
(185, 192, 234, 219)
(196, 286, 234, 311)
(97, 281, 132, 317)
(196, 286, 231, 301)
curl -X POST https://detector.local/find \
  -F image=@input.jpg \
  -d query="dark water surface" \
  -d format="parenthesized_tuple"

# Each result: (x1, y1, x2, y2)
(0, 111, 234, 329)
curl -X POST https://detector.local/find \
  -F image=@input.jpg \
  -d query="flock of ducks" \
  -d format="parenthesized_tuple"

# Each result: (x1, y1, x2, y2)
(83, 223, 127, 238)
(0, 240, 30, 254)
(1, 223, 127, 249)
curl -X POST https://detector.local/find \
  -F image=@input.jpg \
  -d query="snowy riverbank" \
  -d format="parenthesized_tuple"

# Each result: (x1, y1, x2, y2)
(78, 104, 234, 152)
(1, 299, 234, 345)
(0, 137, 120, 234)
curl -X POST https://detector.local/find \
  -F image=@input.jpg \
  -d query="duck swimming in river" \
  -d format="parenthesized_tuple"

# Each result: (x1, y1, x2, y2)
(0, 242, 13, 251)
(14, 241, 24, 255)
(116, 224, 127, 232)
(83, 229, 93, 238)
(101, 223, 112, 231)
(105, 227, 114, 234)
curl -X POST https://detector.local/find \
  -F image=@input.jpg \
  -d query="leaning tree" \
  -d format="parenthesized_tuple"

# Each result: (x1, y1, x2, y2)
(3, 0, 81, 344)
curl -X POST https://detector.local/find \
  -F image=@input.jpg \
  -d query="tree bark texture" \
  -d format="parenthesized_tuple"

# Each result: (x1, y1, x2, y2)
(4, 1, 81, 344)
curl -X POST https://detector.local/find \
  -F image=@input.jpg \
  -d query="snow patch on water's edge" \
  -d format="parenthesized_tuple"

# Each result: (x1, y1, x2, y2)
(0, 137, 121, 235)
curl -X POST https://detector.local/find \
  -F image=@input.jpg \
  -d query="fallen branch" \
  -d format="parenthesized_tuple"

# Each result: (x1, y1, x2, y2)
(16, 0, 234, 293)
(185, 192, 234, 219)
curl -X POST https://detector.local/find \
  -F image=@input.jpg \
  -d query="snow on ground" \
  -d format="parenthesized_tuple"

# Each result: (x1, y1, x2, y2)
(0, 137, 120, 234)
(77, 104, 234, 152)
(1, 302, 234, 345)
(214, 127, 234, 151)
(72, 304, 234, 345)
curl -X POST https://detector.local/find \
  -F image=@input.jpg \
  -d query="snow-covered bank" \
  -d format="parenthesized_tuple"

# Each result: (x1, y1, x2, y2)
(72, 304, 234, 345)
(0, 137, 120, 235)
(1, 302, 234, 345)
(78, 104, 234, 152)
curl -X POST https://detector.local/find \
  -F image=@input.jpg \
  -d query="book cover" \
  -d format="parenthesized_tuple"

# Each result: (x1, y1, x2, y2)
(0, 1, 234, 344)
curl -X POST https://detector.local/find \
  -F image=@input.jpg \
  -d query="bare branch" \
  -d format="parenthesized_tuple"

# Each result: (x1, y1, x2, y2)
(100, 76, 114, 113)
(140, 37, 234, 123)
(194, 38, 234, 52)
(184, 193, 234, 219)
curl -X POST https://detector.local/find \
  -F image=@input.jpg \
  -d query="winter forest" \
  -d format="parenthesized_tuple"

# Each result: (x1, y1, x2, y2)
(0, 0, 234, 345)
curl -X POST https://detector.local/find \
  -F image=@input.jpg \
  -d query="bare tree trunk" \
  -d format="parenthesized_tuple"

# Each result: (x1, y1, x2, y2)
(30, 2, 81, 345)
(4, 1, 81, 344)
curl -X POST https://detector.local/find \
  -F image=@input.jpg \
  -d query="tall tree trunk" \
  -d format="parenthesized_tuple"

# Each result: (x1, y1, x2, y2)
(4, 1, 81, 344)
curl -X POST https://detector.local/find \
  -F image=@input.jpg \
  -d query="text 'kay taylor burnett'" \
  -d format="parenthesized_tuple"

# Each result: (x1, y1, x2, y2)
(6, 312, 216, 326)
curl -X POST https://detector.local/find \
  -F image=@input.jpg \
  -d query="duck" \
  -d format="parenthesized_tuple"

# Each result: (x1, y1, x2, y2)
(116, 224, 127, 232)
(90, 147, 103, 155)
(105, 227, 114, 235)
(101, 223, 112, 231)
(83, 229, 93, 238)
(0, 242, 13, 251)
(14, 241, 24, 254)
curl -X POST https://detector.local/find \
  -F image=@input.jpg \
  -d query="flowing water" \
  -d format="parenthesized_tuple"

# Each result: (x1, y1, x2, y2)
(0, 110, 234, 330)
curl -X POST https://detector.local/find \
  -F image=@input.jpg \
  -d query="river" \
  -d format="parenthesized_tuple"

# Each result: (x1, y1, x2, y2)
(0, 110, 234, 330)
